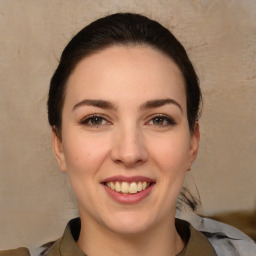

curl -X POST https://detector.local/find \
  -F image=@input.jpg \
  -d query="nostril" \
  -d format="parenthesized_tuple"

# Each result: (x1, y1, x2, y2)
(110, 132, 148, 165)
(114, 157, 145, 167)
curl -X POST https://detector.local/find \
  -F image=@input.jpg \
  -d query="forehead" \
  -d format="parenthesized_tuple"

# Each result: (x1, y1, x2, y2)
(64, 45, 186, 109)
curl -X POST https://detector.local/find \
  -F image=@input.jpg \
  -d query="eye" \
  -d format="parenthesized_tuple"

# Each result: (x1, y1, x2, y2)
(148, 115, 176, 127)
(80, 114, 110, 127)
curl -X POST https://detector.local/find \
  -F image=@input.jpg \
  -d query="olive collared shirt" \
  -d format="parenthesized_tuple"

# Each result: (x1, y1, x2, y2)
(46, 218, 216, 256)
(0, 218, 217, 256)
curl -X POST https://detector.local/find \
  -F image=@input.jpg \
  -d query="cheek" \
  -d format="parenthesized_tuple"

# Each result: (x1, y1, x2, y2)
(62, 132, 110, 177)
(61, 134, 111, 205)
(149, 132, 191, 196)
(149, 134, 191, 171)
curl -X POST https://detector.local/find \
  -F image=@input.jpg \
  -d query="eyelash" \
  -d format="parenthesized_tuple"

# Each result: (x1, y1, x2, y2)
(80, 114, 175, 128)
(80, 114, 110, 127)
(147, 114, 176, 127)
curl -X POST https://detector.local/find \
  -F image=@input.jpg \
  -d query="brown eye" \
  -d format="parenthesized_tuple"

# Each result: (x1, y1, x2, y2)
(89, 116, 104, 125)
(81, 115, 109, 127)
(149, 115, 176, 126)
(152, 117, 165, 125)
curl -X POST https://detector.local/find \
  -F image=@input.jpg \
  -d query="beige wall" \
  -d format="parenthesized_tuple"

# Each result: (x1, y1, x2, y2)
(0, 0, 255, 254)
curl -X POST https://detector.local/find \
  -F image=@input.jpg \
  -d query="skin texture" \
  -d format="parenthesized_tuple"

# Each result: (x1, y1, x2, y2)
(52, 46, 199, 256)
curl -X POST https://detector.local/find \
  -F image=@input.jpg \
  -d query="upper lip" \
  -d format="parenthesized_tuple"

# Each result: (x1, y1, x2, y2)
(101, 175, 155, 183)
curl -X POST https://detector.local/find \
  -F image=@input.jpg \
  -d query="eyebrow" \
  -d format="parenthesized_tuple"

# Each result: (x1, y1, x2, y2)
(140, 98, 183, 112)
(72, 98, 182, 112)
(72, 99, 116, 111)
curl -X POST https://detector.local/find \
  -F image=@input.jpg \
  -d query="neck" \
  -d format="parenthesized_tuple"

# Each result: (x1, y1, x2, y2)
(77, 213, 184, 256)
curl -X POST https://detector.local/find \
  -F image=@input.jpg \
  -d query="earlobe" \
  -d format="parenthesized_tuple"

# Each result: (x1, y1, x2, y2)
(52, 127, 67, 172)
(189, 122, 200, 167)
(187, 161, 192, 171)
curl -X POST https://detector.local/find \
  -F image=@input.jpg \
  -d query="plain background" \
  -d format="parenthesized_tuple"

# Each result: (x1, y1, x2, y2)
(0, 0, 255, 254)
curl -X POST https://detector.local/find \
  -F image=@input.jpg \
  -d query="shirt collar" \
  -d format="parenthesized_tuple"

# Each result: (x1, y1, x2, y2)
(56, 217, 216, 256)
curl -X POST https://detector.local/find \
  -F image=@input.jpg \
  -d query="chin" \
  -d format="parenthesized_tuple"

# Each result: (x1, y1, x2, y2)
(103, 211, 157, 236)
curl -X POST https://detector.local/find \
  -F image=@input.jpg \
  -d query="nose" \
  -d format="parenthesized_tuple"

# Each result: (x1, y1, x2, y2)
(110, 125, 148, 167)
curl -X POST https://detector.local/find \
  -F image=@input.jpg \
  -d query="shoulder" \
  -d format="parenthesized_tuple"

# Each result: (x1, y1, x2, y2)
(42, 239, 62, 256)
(176, 218, 217, 256)
(0, 247, 30, 256)
(44, 218, 84, 256)
(177, 211, 256, 256)
(199, 218, 256, 256)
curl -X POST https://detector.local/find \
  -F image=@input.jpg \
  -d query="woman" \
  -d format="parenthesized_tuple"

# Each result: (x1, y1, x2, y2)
(1, 13, 255, 256)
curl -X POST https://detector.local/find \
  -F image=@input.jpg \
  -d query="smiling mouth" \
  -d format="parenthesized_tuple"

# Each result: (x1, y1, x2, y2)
(104, 181, 151, 194)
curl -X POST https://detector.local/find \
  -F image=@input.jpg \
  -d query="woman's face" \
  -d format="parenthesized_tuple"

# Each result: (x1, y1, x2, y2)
(53, 46, 199, 235)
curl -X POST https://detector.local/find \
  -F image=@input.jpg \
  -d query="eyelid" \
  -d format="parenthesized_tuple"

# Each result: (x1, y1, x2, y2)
(145, 114, 176, 126)
(80, 114, 112, 126)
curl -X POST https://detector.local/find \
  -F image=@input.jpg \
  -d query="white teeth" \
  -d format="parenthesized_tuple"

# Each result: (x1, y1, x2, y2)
(142, 181, 147, 190)
(121, 182, 129, 193)
(115, 182, 121, 192)
(137, 181, 142, 191)
(105, 181, 151, 194)
(129, 182, 137, 194)
(110, 181, 115, 190)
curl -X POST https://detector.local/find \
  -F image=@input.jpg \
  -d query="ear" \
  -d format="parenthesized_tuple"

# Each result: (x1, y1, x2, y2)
(52, 127, 67, 172)
(188, 122, 200, 169)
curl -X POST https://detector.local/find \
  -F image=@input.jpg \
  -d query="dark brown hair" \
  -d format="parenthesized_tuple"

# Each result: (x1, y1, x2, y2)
(43, 13, 202, 255)
(47, 13, 201, 136)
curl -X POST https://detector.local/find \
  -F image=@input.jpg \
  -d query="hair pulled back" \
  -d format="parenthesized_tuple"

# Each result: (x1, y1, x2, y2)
(48, 13, 201, 135)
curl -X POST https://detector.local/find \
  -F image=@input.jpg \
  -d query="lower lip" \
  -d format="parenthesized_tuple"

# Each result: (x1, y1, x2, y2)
(103, 184, 155, 204)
